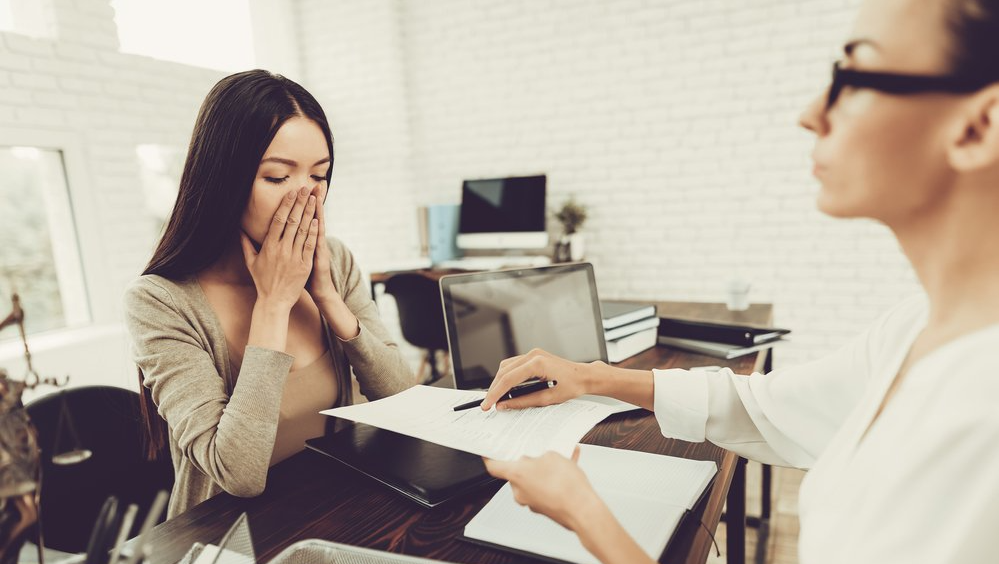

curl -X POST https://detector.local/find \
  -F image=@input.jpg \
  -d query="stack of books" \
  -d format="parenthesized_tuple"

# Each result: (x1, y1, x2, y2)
(657, 317, 790, 359)
(601, 301, 660, 363)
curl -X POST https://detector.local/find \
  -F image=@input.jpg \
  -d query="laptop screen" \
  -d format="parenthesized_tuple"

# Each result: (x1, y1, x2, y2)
(440, 263, 607, 390)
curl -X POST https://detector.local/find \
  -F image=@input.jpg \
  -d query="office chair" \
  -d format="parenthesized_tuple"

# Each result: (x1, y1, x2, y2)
(25, 385, 174, 553)
(383, 273, 450, 384)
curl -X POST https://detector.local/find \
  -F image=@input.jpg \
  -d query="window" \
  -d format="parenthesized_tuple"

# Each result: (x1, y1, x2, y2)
(0, 0, 56, 37)
(0, 1, 12, 31)
(0, 146, 90, 339)
(110, 0, 256, 72)
(136, 144, 185, 237)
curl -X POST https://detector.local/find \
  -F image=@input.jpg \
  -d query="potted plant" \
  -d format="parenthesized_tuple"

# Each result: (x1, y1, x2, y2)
(554, 196, 588, 262)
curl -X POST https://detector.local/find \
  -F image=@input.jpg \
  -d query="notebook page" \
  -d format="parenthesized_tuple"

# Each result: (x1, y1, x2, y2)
(464, 444, 717, 564)
(321, 385, 618, 461)
(582, 446, 717, 510)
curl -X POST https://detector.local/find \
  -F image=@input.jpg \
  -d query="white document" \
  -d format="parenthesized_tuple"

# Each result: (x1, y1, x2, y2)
(463, 444, 717, 564)
(321, 385, 625, 460)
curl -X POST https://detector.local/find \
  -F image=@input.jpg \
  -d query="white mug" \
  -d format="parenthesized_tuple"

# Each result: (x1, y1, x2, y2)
(726, 279, 751, 311)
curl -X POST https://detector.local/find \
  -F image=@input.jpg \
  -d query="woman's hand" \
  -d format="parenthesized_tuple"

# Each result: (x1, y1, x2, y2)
(241, 186, 318, 312)
(484, 448, 656, 564)
(480, 349, 600, 411)
(305, 185, 339, 305)
(483, 447, 602, 532)
(304, 185, 361, 340)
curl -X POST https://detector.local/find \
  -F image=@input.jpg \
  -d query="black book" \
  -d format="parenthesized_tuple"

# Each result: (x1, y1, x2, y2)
(306, 422, 498, 508)
(658, 317, 790, 347)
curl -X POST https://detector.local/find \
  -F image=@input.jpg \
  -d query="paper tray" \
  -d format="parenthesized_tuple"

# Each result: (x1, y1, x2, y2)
(268, 539, 457, 564)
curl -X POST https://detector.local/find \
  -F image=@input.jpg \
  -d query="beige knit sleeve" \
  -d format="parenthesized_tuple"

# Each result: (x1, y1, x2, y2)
(328, 239, 416, 400)
(123, 277, 293, 497)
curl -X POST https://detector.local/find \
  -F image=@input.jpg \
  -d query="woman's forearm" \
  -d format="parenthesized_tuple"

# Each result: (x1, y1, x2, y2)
(572, 496, 657, 564)
(247, 300, 291, 352)
(316, 294, 361, 340)
(587, 363, 656, 411)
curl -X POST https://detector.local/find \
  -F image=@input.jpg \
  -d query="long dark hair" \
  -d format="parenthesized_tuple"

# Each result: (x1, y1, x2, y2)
(946, 0, 999, 81)
(137, 70, 335, 460)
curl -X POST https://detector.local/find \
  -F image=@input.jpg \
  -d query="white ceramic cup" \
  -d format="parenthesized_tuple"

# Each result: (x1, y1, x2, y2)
(726, 279, 751, 311)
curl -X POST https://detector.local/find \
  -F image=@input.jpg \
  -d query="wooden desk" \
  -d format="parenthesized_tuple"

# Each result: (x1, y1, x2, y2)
(142, 302, 771, 564)
(368, 268, 462, 300)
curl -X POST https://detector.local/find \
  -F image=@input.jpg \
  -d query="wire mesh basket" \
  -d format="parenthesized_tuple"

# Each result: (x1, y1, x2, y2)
(267, 540, 456, 564)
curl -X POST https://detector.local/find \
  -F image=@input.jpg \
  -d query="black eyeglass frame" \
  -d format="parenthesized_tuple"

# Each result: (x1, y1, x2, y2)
(826, 61, 993, 110)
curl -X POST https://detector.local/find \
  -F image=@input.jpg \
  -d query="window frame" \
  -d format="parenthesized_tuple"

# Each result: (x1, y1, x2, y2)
(0, 128, 113, 337)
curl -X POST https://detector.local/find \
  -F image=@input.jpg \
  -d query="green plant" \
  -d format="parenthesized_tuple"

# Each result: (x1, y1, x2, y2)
(554, 197, 588, 235)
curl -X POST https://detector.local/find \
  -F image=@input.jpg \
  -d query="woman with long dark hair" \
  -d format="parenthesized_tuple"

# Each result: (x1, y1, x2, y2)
(478, 0, 999, 561)
(124, 70, 414, 518)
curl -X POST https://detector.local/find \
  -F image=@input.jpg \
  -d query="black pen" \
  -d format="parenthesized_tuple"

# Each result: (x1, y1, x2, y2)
(453, 379, 558, 411)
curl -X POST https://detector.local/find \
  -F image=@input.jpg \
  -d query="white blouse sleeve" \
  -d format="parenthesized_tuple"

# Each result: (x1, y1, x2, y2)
(651, 296, 926, 468)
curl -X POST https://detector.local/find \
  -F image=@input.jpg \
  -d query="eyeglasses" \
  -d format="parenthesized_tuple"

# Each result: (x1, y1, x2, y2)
(826, 60, 992, 110)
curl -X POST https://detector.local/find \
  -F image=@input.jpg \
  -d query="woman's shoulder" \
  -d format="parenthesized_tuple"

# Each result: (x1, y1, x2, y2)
(324, 236, 363, 279)
(868, 293, 929, 343)
(123, 274, 200, 312)
(324, 235, 354, 262)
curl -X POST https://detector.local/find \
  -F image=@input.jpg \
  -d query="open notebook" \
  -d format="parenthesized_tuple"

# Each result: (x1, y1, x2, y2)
(462, 444, 717, 564)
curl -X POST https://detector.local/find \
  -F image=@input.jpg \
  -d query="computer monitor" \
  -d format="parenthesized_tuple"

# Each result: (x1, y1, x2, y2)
(439, 263, 608, 390)
(456, 175, 548, 250)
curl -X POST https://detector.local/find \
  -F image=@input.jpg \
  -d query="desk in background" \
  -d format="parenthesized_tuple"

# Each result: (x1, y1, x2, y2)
(141, 302, 771, 564)
(369, 268, 457, 299)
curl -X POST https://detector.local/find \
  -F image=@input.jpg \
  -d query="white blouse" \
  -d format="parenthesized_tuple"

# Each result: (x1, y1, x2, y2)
(652, 295, 999, 563)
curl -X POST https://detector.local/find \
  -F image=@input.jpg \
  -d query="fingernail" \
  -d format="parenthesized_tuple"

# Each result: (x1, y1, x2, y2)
(300, 186, 308, 195)
(309, 195, 316, 204)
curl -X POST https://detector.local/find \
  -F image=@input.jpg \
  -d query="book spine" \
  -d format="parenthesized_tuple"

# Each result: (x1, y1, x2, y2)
(606, 328, 657, 363)
(602, 305, 657, 330)
(604, 316, 660, 342)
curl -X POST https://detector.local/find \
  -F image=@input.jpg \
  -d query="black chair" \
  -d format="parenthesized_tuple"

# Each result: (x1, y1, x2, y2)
(383, 273, 450, 383)
(25, 385, 174, 553)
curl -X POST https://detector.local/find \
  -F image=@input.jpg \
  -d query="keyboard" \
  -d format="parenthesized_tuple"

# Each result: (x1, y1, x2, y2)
(436, 255, 552, 271)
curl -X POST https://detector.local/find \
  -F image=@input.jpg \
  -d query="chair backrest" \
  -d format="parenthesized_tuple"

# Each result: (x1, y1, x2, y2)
(383, 273, 449, 352)
(25, 385, 174, 553)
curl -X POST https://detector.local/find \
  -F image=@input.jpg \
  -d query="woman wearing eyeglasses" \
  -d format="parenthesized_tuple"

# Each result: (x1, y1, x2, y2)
(480, 1, 999, 562)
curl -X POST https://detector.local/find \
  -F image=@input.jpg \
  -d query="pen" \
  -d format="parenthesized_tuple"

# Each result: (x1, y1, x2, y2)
(108, 504, 138, 564)
(123, 490, 169, 564)
(85, 496, 118, 564)
(453, 379, 558, 411)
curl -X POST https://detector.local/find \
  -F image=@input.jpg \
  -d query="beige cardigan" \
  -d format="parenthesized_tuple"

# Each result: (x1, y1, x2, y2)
(123, 237, 414, 518)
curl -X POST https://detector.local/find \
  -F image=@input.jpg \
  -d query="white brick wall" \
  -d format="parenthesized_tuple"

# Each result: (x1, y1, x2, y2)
(0, 0, 224, 388)
(296, 0, 422, 267)
(2, 0, 224, 316)
(1, 0, 926, 383)
(296, 0, 922, 367)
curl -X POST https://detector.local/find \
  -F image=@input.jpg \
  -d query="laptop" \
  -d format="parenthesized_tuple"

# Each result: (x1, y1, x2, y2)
(306, 263, 614, 507)
(439, 262, 608, 390)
